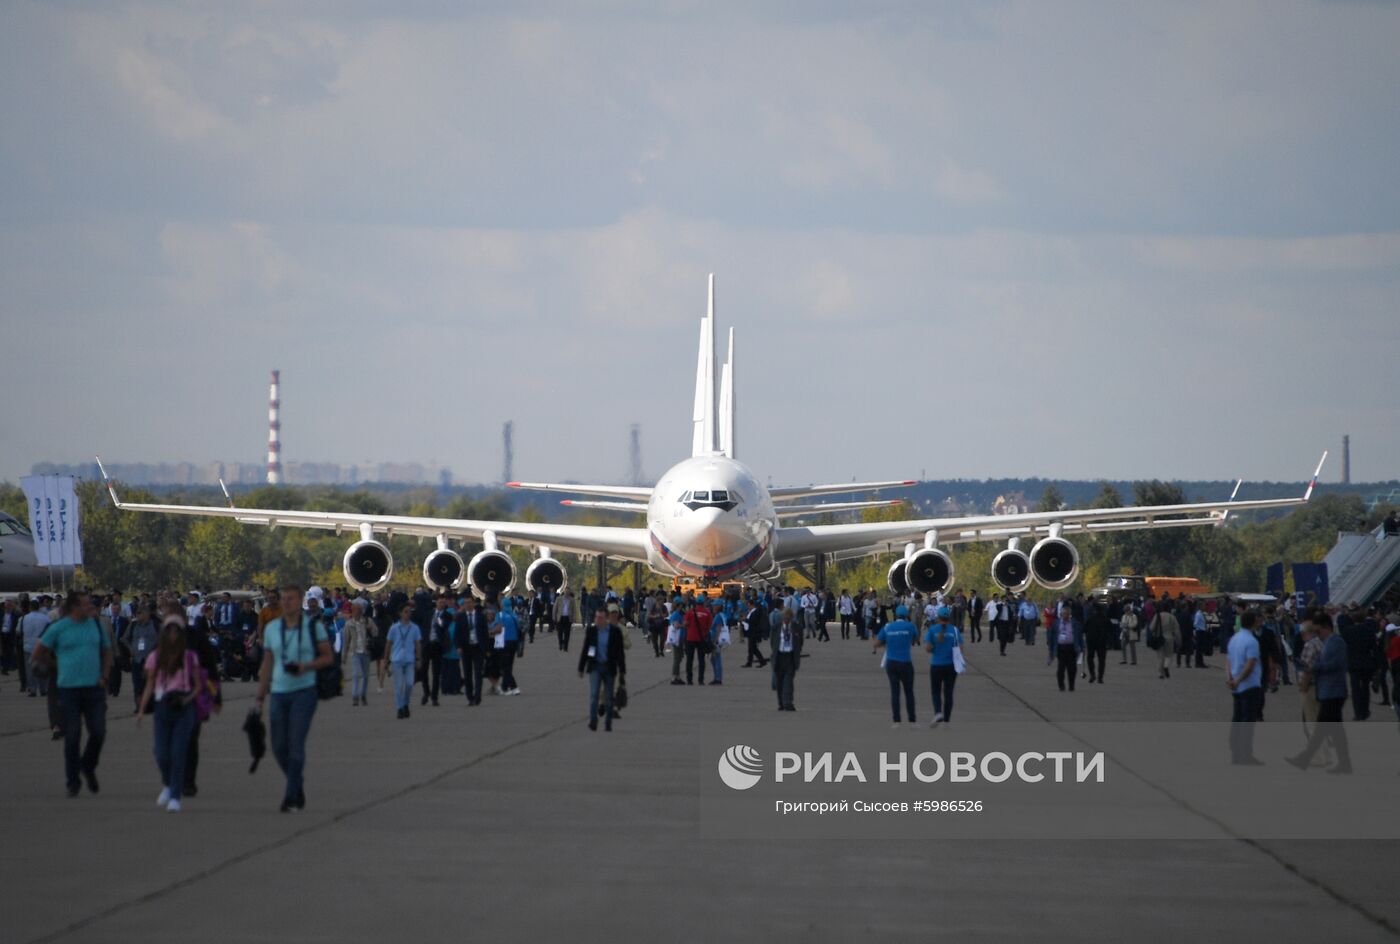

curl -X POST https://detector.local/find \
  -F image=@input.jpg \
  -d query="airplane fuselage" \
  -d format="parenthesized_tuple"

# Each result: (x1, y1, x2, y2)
(0, 514, 70, 592)
(645, 455, 778, 581)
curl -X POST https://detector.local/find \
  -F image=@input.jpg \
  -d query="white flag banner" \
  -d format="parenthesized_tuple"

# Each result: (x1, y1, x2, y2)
(20, 475, 83, 567)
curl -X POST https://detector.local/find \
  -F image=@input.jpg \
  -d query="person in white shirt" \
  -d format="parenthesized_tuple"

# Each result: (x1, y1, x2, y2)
(800, 590, 819, 640)
(838, 590, 855, 639)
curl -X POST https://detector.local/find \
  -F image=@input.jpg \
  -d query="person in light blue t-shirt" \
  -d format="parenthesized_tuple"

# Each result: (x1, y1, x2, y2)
(875, 605, 917, 726)
(386, 606, 422, 719)
(1226, 611, 1263, 765)
(924, 605, 962, 725)
(253, 586, 334, 814)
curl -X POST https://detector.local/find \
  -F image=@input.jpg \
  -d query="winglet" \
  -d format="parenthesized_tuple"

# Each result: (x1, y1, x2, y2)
(94, 456, 122, 507)
(1217, 478, 1244, 526)
(1304, 451, 1328, 501)
(218, 478, 235, 509)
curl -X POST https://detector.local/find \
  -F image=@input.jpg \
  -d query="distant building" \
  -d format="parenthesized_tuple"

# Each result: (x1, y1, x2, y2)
(992, 492, 1028, 516)
(32, 460, 450, 486)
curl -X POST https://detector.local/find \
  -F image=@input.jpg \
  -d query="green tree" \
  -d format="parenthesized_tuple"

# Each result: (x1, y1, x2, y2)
(177, 518, 259, 588)
(1037, 485, 1064, 513)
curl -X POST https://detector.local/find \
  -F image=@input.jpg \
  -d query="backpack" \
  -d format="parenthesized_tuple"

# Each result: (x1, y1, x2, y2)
(1145, 615, 1164, 650)
(192, 651, 217, 722)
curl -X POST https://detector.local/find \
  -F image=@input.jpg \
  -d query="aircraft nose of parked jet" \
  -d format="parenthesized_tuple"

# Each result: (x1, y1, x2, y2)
(669, 505, 752, 566)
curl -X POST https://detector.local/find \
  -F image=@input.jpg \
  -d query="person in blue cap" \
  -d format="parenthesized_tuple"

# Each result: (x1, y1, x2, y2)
(874, 605, 917, 727)
(924, 605, 962, 725)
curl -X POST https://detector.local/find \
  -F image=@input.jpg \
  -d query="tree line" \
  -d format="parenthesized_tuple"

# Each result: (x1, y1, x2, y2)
(0, 480, 1388, 597)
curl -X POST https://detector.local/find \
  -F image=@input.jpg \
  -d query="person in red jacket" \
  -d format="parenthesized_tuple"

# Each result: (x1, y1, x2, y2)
(683, 599, 713, 686)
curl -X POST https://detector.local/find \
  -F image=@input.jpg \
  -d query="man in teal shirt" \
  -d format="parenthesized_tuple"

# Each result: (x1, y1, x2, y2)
(254, 585, 334, 813)
(34, 592, 112, 797)
(492, 599, 522, 695)
(874, 605, 918, 726)
(924, 605, 962, 725)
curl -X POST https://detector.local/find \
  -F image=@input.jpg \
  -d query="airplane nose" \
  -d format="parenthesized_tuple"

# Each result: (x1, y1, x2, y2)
(676, 506, 750, 562)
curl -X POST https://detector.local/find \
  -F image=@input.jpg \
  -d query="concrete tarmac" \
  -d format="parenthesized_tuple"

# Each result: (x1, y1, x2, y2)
(3, 625, 1397, 943)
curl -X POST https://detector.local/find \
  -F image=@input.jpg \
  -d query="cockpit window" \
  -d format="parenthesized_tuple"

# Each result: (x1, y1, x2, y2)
(0, 520, 14, 536)
(679, 489, 738, 511)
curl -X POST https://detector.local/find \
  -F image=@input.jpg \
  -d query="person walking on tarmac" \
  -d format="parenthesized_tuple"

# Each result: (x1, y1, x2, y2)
(875, 605, 917, 727)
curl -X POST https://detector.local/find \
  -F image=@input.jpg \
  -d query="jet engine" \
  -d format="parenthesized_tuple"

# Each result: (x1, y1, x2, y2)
(422, 548, 466, 592)
(904, 547, 955, 595)
(886, 558, 909, 595)
(467, 549, 517, 599)
(1029, 537, 1079, 591)
(991, 547, 1032, 593)
(525, 556, 568, 594)
(343, 540, 394, 592)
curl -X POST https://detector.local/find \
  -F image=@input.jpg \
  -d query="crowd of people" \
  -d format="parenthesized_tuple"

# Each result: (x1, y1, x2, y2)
(4, 576, 1396, 809)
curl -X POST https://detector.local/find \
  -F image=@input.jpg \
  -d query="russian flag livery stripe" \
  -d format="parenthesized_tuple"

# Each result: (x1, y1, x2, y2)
(650, 532, 768, 579)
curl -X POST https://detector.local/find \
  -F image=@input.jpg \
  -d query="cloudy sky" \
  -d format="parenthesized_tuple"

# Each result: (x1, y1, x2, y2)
(3, 1, 1397, 489)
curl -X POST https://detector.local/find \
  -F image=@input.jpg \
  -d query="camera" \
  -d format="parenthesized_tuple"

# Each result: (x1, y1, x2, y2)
(284, 662, 302, 676)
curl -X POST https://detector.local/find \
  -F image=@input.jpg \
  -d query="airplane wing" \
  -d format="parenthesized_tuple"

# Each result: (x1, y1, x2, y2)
(773, 454, 1327, 561)
(98, 463, 649, 561)
(769, 480, 917, 501)
(507, 481, 653, 501)
(559, 500, 649, 514)
(774, 500, 906, 518)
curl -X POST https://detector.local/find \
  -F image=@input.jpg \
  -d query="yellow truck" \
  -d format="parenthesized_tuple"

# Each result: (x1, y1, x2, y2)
(670, 576, 745, 599)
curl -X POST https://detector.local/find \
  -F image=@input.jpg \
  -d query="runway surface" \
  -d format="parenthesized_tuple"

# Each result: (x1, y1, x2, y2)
(4, 627, 1398, 943)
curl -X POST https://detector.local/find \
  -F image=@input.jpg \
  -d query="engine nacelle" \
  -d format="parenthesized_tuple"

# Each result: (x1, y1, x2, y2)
(525, 557, 568, 594)
(886, 559, 909, 596)
(422, 548, 466, 592)
(343, 540, 393, 592)
(905, 547, 955, 595)
(991, 547, 1032, 593)
(1029, 537, 1079, 591)
(468, 549, 517, 600)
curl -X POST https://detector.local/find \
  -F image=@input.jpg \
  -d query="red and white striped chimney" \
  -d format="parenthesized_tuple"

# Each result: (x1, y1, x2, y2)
(267, 369, 283, 485)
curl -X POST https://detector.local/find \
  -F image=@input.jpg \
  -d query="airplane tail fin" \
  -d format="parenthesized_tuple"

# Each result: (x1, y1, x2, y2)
(691, 274, 717, 457)
(718, 326, 735, 459)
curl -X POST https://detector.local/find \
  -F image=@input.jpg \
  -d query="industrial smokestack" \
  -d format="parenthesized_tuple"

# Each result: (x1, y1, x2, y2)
(501, 420, 514, 485)
(267, 370, 283, 485)
(1342, 434, 1350, 485)
(628, 423, 643, 486)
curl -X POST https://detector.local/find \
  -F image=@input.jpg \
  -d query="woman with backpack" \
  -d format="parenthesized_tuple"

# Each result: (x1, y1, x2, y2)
(136, 615, 205, 812)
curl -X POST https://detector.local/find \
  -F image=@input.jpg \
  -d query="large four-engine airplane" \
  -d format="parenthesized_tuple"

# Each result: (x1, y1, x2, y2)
(97, 275, 1327, 599)
(0, 511, 74, 592)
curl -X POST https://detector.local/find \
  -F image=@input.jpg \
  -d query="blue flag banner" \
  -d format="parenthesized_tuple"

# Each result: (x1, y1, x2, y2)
(1265, 563, 1285, 596)
(1291, 562, 1329, 606)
